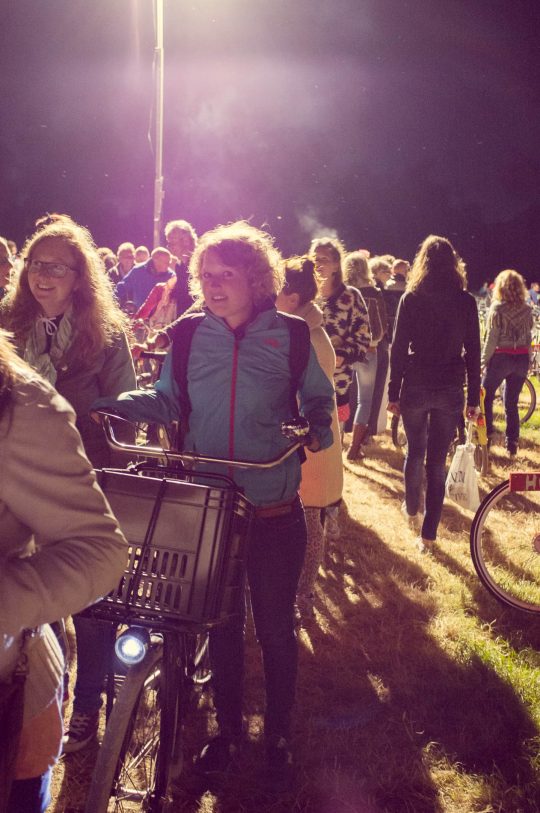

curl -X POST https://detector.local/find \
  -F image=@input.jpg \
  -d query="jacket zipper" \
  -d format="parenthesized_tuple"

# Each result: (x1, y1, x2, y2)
(228, 337, 240, 477)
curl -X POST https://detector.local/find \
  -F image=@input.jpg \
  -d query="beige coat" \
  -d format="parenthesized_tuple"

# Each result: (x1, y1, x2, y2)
(296, 302, 343, 507)
(0, 371, 127, 723)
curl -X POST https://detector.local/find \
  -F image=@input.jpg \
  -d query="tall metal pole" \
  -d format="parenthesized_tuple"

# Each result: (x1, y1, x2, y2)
(152, 0, 164, 248)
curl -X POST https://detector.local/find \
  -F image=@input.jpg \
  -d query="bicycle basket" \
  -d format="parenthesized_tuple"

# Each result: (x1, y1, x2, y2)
(87, 469, 253, 627)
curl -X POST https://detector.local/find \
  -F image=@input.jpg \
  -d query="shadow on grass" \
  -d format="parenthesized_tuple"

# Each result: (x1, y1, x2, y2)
(302, 501, 540, 813)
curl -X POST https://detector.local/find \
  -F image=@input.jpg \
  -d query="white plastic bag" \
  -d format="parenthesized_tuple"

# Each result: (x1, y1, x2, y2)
(445, 426, 480, 512)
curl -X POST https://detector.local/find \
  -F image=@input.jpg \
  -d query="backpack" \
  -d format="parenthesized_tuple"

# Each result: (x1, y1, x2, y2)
(365, 294, 385, 345)
(167, 311, 311, 459)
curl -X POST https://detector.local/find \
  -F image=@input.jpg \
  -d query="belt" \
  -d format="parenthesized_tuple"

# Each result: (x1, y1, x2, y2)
(494, 347, 529, 355)
(254, 497, 298, 519)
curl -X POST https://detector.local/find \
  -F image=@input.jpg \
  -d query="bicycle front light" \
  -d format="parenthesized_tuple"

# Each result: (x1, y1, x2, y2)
(115, 627, 150, 666)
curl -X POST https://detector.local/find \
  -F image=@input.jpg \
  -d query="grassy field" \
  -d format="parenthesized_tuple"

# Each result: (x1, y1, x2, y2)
(50, 423, 540, 813)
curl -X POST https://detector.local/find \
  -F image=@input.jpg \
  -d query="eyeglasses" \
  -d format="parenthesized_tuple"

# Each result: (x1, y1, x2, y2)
(25, 259, 77, 278)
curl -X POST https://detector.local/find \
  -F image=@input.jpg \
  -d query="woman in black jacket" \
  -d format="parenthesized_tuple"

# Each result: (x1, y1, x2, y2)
(387, 236, 481, 552)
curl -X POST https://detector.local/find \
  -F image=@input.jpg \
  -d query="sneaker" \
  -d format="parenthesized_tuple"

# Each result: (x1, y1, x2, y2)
(295, 595, 315, 627)
(401, 501, 421, 534)
(263, 736, 294, 793)
(194, 735, 238, 775)
(415, 537, 433, 555)
(62, 710, 99, 753)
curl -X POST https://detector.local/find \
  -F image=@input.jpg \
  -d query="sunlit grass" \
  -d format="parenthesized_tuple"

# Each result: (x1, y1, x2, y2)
(51, 428, 540, 813)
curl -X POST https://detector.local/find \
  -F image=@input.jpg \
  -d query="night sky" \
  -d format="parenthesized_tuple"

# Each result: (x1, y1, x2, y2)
(2, 0, 539, 288)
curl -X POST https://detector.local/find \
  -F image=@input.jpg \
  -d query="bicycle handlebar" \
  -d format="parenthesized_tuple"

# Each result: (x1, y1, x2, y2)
(95, 410, 303, 470)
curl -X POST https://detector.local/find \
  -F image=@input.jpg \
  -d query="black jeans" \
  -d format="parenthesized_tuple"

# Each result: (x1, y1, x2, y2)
(209, 496, 307, 741)
(400, 384, 464, 541)
(482, 353, 529, 445)
(8, 770, 51, 813)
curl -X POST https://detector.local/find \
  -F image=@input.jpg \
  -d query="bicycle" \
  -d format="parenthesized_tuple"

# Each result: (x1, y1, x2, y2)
(470, 470, 540, 614)
(83, 413, 308, 813)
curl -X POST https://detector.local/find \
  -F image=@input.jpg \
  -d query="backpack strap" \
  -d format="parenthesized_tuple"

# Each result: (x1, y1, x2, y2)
(167, 312, 206, 444)
(279, 312, 311, 416)
(279, 313, 311, 463)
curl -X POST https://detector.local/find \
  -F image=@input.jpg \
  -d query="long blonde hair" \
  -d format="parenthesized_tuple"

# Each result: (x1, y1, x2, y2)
(1, 214, 129, 364)
(343, 251, 374, 288)
(492, 269, 527, 307)
(407, 235, 467, 293)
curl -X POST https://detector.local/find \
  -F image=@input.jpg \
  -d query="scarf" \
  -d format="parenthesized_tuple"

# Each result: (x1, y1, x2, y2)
(23, 308, 74, 385)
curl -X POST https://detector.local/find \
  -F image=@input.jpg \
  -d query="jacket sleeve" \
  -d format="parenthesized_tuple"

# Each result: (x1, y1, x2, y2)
(98, 332, 137, 397)
(0, 383, 128, 636)
(464, 295, 481, 406)
(298, 346, 335, 451)
(339, 289, 371, 364)
(93, 347, 181, 426)
(481, 305, 500, 367)
(136, 284, 163, 320)
(388, 294, 410, 402)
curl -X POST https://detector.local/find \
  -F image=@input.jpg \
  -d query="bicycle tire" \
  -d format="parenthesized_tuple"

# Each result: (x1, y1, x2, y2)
(492, 377, 536, 433)
(473, 443, 489, 476)
(185, 632, 211, 686)
(391, 414, 407, 449)
(520, 377, 536, 424)
(470, 480, 540, 614)
(84, 638, 180, 813)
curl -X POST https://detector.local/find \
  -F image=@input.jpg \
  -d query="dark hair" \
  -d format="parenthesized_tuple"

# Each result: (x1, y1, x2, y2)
(282, 257, 318, 306)
(407, 235, 467, 293)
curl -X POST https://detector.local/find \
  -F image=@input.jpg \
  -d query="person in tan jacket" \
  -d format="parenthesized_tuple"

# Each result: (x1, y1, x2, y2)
(276, 257, 343, 622)
(0, 331, 127, 813)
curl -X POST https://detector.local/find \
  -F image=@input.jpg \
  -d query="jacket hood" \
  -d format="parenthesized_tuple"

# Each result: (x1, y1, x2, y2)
(491, 300, 532, 319)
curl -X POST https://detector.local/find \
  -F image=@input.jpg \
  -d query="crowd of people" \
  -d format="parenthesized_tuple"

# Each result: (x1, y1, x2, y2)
(0, 213, 537, 810)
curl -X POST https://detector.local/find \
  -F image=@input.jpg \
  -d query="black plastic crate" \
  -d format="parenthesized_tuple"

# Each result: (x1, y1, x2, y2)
(90, 469, 252, 627)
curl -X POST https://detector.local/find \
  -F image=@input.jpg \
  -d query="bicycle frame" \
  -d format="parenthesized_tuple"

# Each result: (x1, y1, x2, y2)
(83, 411, 307, 812)
(509, 472, 540, 492)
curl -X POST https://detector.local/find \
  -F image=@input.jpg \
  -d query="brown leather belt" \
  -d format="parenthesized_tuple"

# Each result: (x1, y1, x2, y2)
(254, 497, 297, 519)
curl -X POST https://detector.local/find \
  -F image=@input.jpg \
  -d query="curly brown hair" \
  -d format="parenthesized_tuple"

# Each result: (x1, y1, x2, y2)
(0, 214, 129, 364)
(188, 221, 283, 306)
(492, 269, 528, 307)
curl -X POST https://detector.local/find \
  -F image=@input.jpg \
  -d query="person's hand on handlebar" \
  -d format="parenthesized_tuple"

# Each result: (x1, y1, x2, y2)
(387, 401, 400, 417)
(280, 418, 320, 452)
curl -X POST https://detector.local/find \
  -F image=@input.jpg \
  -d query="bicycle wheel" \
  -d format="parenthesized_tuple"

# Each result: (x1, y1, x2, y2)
(85, 637, 180, 813)
(184, 632, 211, 686)
(470, 480, 540, 613)
(391, 414, 407, 449)
(520, 377, 536, 424)
(473, 442, 489, 476)
(492, 377, 536, 433)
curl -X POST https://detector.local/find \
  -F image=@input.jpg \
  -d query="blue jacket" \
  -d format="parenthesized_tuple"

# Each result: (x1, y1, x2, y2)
(95, 305, 335, 505)
(115, 260, 174, 309)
